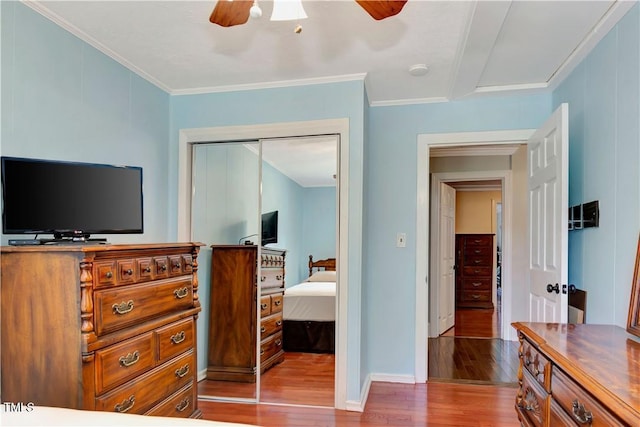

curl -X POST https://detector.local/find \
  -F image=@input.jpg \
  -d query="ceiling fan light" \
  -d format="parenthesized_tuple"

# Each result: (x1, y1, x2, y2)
(271, 0, 307, 21)
(250, 1, 262, 19)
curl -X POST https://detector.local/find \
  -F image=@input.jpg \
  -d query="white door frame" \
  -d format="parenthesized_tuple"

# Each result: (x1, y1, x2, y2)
(429, 170, 511, 339)
(177, 119, 349, 408)
(415, 129, 534, 383)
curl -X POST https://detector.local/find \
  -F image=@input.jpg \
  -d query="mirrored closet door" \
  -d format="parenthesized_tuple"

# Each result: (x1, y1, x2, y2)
(193, 136, 338, 407)
(259, 136, 338, 407)
(192, 141, 260, 401)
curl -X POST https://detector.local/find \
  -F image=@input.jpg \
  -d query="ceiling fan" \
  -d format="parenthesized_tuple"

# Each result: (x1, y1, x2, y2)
(209, 0, 408, 28)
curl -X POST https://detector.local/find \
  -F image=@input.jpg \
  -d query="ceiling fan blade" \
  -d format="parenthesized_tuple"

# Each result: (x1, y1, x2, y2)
(209, 0, 253, 27)
(355, 0, 408, 20)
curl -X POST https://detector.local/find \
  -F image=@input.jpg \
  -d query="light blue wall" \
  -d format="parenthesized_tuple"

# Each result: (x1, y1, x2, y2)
(553, 4, 640, 326)
(7, 0, 640, 406)
(1, 1, 171, 244)
(262, 160, 305, 288)
(170, 83, 366, 401)
(300, 187, 337, 280)
(364, 94, 553, 376)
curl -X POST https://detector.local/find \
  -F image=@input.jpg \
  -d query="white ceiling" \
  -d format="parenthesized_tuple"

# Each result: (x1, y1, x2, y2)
(23, 0, 634, 185)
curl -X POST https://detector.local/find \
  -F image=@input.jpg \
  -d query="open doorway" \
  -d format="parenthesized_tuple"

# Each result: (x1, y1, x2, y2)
(426, 146, 522, 385)
(441, 179, 503, 339)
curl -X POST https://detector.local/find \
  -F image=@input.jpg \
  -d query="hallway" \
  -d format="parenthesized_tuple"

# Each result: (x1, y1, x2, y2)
(428, 308, 520, 385)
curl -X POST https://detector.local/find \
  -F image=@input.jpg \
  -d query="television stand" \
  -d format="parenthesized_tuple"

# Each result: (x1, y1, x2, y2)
(8, 237, 108, 246)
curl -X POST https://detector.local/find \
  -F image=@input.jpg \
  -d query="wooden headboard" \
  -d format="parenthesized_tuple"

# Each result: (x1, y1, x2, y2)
(308, 255, 336, 277)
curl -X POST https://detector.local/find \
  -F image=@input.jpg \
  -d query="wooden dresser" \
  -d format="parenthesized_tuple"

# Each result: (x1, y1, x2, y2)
(512, 322, 640, 426)
(0, 243, 203, 418)
(207, 245, 285, 383)
(455, 233, 494, 309)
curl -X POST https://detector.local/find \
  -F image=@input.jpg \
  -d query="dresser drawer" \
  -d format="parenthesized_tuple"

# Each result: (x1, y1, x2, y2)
(459, 290, 491, 304)
(260, 331, 283, 361)
(95, 331, 155, 394)
(464, 235, 493, 246)
(520, 337, 550, 391)
(462, 266, 492, 277)
(260, 269, 284, 289)
(95, 350, 194, 414)
(551, 366, 624, 426)
(550, 399, 579, 426)
(260, 295, 271, 317)
(270, 294, 283, 313)
(516, 369, 548, 427)
(137, 258, 154, 281)
(463, 245, 493, 257)
(154, 256, 169, 279)
(260, 313, 283, 340)
(463, 256, 492, 268)
(261, 253, 285, 268)
(155, 318, 194, 364)
(461, 277, 491, 291)
(145, 383, 195, 418)
(94, 277, 193, 336)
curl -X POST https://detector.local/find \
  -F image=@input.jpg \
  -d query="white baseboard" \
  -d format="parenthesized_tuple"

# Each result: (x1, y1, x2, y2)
(344, 373, 416, 412)
(370, 373, 416, 384)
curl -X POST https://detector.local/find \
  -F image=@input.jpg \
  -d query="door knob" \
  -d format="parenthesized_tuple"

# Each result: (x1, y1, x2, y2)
(546, 283, 560, 294)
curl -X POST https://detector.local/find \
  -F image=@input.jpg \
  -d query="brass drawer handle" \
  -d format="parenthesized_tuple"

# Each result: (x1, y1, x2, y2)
(112, 300, 134, 315)
(174, 287, 189, 299)
(471, 294, 481, 299)
(144, 266, 151, 273)
(572, 400, 593, 424)
(275, 339, 282, 347)
(171, 331, 186, 344)
(276, 275, 282, 280)
(119, 351, 140, 367)
(114, 395, 135, 413)
(274, 300, 281, 306)
(173, 262, 181, 269)
(260, 348, 265, 356)
(472, 282, 482, 287)
(176, 398, 190, 412)
(261, 276, 266, 282)
(261, 303, 268, 310)
(124, 268, 133, 276)
(175, 363, 190, 378)
(474, 250, 481, 254)
(106, 271, 113, 279)
(160, 264, 167, 271)
(261, 326, 266, 333)
(276, 320, 282, 326)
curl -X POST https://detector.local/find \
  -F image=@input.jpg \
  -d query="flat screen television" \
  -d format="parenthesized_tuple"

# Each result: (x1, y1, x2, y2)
(261, 210, 278, 246)
(1, 156, 143, 243)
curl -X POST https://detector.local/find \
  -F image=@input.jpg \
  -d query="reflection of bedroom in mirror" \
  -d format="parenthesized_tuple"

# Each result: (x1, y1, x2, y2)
(193, 135, 339, 408)
(259, 136, 338, 407)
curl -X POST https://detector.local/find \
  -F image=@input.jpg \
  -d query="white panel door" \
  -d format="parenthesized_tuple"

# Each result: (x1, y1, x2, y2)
(438, 183, 456, 334)
(528, 103, 569, 323)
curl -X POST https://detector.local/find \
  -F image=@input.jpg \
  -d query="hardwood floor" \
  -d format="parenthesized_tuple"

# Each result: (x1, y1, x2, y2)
(428, 337, 520, 385)
(198, 302, 522, 425)
(199, 381, 519, 426)
(441, 308, 501, 338)
(198, 352, 335, 407)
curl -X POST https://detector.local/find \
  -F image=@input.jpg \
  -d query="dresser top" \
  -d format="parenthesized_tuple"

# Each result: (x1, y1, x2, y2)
(1, 242, 204, 253)
(513, 322, 640, 415)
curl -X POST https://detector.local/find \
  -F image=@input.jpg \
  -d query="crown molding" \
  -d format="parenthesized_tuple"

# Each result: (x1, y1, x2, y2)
(23, 0, 173, 93)
(171, 73, 366, 96)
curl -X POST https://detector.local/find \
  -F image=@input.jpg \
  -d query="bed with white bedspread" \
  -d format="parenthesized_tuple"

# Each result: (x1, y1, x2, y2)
(282, 256, 336, 353)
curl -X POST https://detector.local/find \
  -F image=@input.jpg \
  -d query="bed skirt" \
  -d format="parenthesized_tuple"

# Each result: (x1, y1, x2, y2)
(282, 320, 335, 353)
